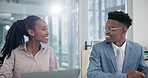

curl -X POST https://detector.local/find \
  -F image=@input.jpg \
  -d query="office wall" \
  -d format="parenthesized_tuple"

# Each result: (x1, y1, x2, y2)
(128, 0, 148, 49)
(133, 0, 148, 49)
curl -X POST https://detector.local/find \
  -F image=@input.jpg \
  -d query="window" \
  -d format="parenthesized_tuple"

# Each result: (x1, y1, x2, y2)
(88, 0, 126, 42)
(48, 0, 79, 69)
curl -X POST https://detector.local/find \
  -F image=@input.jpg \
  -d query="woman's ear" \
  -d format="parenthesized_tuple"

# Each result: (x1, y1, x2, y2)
(28, 29, 35, 37)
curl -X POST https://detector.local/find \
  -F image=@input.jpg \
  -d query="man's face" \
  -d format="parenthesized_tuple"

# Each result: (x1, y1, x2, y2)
(105, 19, 126, 43)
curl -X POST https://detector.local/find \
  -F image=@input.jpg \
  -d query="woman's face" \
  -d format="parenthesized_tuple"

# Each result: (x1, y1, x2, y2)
(32, 19, 49, 43)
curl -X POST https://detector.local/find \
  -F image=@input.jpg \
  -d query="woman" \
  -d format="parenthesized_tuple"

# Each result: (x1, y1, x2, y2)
(0, 15, 59, 78)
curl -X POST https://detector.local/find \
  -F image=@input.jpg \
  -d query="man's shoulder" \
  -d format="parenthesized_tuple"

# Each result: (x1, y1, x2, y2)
(93, 40, 109, 48)
(126, 40, 143, 49)
(127, 40, 142, 46)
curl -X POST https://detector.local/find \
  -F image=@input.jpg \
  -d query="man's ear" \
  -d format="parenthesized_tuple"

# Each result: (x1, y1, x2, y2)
(28, 29, 35, 37)
(123, 28, 127, 33)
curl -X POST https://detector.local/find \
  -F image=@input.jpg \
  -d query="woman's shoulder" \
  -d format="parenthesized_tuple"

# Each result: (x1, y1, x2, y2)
(42, 45, 54, 52)
(12, 44, 24, 52)
(43, 45, 53, 49)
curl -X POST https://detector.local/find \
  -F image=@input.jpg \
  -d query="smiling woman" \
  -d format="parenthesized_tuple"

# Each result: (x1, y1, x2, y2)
(0, 15, 59, 78)
(0, 0, 80, 70)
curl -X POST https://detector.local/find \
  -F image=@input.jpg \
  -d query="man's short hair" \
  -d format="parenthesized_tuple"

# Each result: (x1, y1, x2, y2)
(108, 11, 132, 29)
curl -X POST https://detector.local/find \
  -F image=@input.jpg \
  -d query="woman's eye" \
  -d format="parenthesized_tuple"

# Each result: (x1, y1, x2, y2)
(42, 28, 45, 30)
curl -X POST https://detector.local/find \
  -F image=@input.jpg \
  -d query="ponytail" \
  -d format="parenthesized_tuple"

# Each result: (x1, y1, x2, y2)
(1, 20, 26, 59)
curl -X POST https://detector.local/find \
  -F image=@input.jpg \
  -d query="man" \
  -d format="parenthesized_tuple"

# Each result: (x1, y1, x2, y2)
(87, 11, 148, 78)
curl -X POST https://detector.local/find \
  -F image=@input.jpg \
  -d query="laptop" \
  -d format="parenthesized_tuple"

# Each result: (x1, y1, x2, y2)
(21, 68, 80, 78)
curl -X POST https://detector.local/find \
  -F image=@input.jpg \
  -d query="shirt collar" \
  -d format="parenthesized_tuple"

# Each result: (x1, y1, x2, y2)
(20, 42, 45, 51)
(112, 40, 127, 51)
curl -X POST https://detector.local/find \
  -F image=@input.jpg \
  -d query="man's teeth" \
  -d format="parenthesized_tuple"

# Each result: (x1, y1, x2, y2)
(106, 35, 110, 38)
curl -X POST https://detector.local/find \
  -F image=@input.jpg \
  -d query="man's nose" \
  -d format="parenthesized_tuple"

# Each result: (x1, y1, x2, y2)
(105, 29, 110, 34)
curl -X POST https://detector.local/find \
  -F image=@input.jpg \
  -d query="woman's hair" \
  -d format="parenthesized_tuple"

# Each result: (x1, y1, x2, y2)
(1, 15, 41, 59)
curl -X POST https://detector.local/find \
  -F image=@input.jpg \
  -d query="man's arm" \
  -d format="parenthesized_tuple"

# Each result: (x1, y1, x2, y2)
(137, 45, 148, 76)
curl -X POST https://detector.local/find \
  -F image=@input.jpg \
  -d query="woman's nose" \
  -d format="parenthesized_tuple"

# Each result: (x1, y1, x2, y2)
(46, 31, 49, 35)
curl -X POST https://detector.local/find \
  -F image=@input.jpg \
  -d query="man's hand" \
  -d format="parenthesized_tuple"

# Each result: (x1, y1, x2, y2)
(127, 71, 145, 78)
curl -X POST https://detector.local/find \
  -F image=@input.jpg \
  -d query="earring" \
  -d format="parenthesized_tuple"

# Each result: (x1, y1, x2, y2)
(32, 34, 34, 37)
